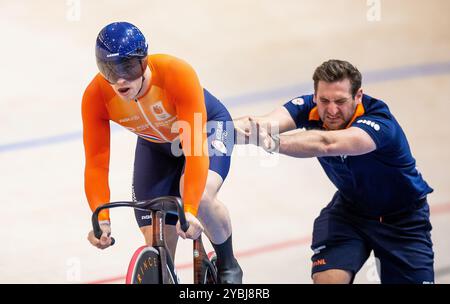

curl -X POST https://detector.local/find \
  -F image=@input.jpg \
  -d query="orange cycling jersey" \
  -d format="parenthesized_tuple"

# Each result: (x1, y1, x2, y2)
(82, 54, 209, 221)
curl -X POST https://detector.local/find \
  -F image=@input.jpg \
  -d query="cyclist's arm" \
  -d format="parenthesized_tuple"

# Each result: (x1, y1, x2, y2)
(82, 80, 111, 221)
(168, 59, 209, 217)
(279, 127, 376, 158)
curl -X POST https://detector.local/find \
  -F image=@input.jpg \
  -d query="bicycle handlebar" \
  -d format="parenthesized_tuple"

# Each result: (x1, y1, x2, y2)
(91, 196, 190, 246)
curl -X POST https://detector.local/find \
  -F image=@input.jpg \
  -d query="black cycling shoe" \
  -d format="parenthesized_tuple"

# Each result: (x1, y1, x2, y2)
(216, 260, 243, 284)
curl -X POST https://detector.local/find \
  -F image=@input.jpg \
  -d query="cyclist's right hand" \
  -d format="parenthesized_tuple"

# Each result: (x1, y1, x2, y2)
(87, 221, 113, 250)
(176, 212, 204, 240)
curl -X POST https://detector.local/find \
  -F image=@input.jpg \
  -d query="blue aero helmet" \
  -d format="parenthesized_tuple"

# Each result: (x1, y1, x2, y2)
(95, 22, 148, 84)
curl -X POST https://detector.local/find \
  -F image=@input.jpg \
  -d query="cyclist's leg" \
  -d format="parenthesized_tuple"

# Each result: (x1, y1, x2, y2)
(181, 171, 230, 243)
(180, 170, 242, 284)
(139, 226, 178, 258)
(311, 192, 371, 284)
(133, 137, 184, 260)
(180, 102, 242, 283)
(194, 89, 235, 245)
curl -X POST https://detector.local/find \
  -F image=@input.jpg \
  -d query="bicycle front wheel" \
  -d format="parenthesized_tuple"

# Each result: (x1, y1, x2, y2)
(126, 246, 161, 284)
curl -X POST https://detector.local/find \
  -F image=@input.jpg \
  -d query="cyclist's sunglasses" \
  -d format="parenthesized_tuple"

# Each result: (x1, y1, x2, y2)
(97, 57, 147, 84)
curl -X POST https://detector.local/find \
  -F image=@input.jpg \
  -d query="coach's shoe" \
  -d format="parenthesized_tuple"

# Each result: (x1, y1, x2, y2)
(217, 259, 243, 284)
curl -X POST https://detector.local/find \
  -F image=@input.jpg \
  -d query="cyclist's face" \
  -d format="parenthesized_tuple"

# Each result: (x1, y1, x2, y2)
(314, 79, 362, 130)
(98, 57, 148, 101)
(111, 76, 143, 100)
(110, 65, 150, 101)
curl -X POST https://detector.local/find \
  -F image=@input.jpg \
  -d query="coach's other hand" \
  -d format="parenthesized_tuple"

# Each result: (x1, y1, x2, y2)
(234, 116, 260, 145)
(249, 117, 279, 153)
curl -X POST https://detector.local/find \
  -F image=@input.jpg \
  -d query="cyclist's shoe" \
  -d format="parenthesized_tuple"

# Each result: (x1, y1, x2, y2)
(217, 260, 243, 284)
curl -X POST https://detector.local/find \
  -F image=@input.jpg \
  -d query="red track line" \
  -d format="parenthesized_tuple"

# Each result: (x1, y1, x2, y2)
(86, 275, 127, 285)
(234, 236, 311, 259)
(85, 201, 450, 284)
(430, 202, 450, 214)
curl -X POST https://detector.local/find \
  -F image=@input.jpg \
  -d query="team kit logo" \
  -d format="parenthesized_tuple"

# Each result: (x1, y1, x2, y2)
(211, 121, 228, 155)
(357, 119, 381, 131)
(291, 97, 304, 106)
(150, 101, 171, 121)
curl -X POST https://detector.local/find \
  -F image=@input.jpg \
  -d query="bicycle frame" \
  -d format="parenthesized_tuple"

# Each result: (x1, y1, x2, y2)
(91, 196, 217, 284)
(194, 235, 218, 284)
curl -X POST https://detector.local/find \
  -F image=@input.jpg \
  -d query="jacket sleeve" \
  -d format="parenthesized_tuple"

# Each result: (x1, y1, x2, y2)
(167, 58, 209, 216)
(81, 78, 111, 221)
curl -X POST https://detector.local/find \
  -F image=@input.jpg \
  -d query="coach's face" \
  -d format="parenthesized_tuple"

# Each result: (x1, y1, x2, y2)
(314, 79, 363, 130)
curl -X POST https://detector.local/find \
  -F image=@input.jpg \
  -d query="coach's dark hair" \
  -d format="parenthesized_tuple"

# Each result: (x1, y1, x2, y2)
(313, 60, 362, 98)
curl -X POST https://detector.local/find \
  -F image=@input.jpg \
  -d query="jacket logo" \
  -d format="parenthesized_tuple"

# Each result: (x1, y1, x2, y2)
(153, 105, 163, 114)
(312, 259, 327, 267)
(291, 97, 304, 106)
(357, 119, 380, 131)
(150, 101, 171, 121)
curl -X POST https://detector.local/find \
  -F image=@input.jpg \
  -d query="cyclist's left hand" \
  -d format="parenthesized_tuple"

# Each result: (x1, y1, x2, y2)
(176, 212, 204, 240)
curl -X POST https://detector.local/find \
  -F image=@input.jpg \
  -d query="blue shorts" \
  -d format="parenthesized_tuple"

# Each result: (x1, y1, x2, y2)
(311, 192, 434, 284)
(132, 89, 234, 227)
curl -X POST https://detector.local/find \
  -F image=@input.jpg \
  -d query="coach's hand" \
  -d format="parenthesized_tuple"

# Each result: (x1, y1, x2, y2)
(87, 221, 113, 250)
(176, 212, 204, 240)
(249, 118, 279, 153)
(234, 116, 255, 145)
